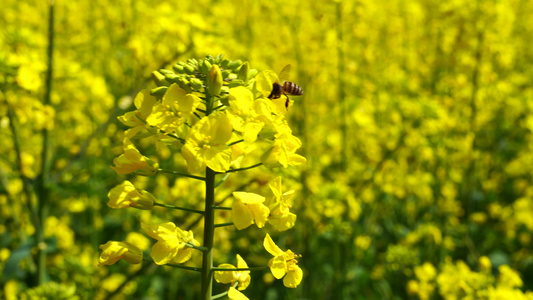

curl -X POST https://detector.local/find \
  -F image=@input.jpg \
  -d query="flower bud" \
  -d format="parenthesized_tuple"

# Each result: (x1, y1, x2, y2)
(184, 64, 196, 75)
(151, 71, 169, 86)
(172, 64, 184, 73)
(201, 59, 212, 74)
(228, 59, 243, 71)
(238, 62, 249, 81)
(207, 64, 223, 96)
(189, 78, 203, 90)
(150, 86, 168, 98)
(176, 77, 192, 93)
(164, 73, 180, 83)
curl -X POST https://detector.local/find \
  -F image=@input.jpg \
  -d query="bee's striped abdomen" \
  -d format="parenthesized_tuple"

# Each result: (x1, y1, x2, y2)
(282, 81, 303, 96)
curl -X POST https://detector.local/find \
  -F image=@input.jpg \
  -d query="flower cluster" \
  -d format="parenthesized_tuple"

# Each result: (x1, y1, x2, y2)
(98, 55, 305, 298)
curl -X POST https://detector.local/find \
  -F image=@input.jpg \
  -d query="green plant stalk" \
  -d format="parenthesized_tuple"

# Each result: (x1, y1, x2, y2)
(36, 0, 55, 285)
(200, 93, 216, 300)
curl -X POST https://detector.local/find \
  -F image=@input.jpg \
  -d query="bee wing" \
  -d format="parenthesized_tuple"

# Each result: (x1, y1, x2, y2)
(278, 64, 291, 83)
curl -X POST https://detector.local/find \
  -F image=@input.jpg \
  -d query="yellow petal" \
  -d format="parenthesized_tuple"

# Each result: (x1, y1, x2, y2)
(214, 264, 237, 284)
(228, 287, 249, 300)
(204, 146, 232, 172)
(283, 266, 303, 288)
(232, 200, 254, 230)
(233, 192, 265, 204)
(270, 255, 287, 279)
(255, 70, 279, 98)
(263, 234, 283, 256)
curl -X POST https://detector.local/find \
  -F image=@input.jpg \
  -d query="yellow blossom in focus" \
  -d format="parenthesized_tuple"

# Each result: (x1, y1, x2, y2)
(267, 177, 297, 231)
(107, 180, 155, 210)
(182, 111, 233, 173)
(232, 192, 270, 230)
(111, 138, 159, 176)
(118, 89, 157, 127)
(98, 241, 143, 266)
(141, 222, 200, 265)
(214, 254, 251, 290)
(261, 127, 306, 168)
(263, 233, 303, 288)
(228, 287, 249, 300)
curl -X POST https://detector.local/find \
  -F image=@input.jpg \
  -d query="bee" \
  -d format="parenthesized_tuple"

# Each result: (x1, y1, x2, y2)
(268, 64, 303, 109)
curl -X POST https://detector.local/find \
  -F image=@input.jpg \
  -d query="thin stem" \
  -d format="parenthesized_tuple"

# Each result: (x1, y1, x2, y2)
(211, 291, 228, 300)
(224, 163, 263, 173)
(196, 108, 206, 113)
(227, 139, 244, 146)
(214, 172, 230, 188)
(158, 169, 205, 181)
(153, 202, 204, 214)
(212, 282, 240, 300)
(194, 112, 202, 119)
(187, 243, 208, 252)
(147, 258, 202, 272)
(214, 222, 234, 228)
(213, 104, 224, 110)
(212, 206, 232, 211)
(212, 267, 265, 272)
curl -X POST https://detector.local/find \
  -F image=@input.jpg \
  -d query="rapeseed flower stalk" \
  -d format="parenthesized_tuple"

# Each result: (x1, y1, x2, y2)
(99, 55, 305, 299)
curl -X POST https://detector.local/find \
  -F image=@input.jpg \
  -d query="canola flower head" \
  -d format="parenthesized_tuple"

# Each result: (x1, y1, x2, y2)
(141, 222, 200, 265)
(98, 241, 142, 266)
(263, 233, 303, 288)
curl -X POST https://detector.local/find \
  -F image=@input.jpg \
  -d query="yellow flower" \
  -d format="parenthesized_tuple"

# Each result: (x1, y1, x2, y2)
(263, 233, 303, 288)
(232, 192, 270, 230)
(146, 83, 201, 132)
(98, 241, 142, 266)
(141, 222, 199, 265)
(117, 89, 156, 127)
(226, 87, 265, 143)
(111, 138, 159, 176)
(214, 254, 251, 290)
(267, 177, 296, 231)
(261, 126, 306, 168)
(228, 287, 249, 300)
(107, 180, 155, 210)
(182, 111, 233, 174)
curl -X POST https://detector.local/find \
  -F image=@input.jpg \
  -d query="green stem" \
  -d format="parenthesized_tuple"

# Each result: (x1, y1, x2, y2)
(201, 167, 216, 300)
(224, 163, 263, 173)
(211, 282, 239, 300)
(214, 222, 233, 228)
(158, 169, 205, 181)
(212, 206, 232, 210)
(212, 266, 269, 271)
(200, 89, 218, 300)
(35, 0, 55, 285)
(214, 173, 230, 188)
(186, 243, 208, 252)
(153, 202, 204, 214)
(227, 139, 244, 146)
